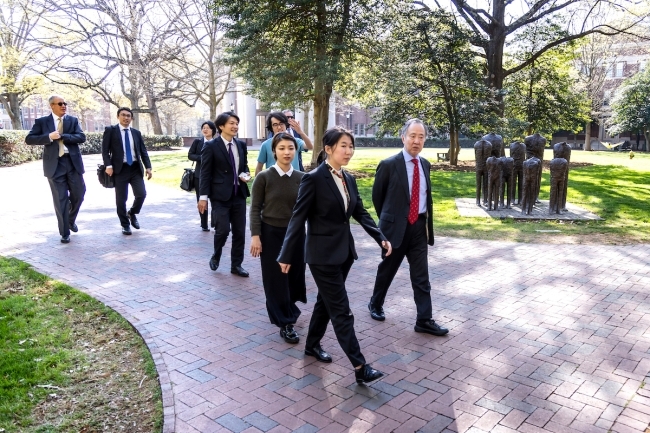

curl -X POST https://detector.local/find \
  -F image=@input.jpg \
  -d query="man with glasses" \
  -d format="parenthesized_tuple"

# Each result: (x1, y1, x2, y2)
(26, 95, 86, 243)
(102, 107, 152, 235)
(255, 112, 313, 175)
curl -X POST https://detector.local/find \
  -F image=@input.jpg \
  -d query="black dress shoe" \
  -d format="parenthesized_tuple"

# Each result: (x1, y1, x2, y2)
(209, 255, 219, 271)
(280, 324, 299, 344)
(414, 319, 449, 336)
(69, 223, 78, 233)
(304, 346, 332, 363)
(355, 364, 384, 384)
(122, 225, 132, 235)
(368, 302, 385, 321)
(127, 211, 140, 229)
(202, 227, 210, 232)
(60, 235, 70, 243)
(230, 266, 249, 277)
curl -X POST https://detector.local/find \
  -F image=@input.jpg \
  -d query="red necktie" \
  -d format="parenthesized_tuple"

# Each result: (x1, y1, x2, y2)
(408, 159, 419, 224)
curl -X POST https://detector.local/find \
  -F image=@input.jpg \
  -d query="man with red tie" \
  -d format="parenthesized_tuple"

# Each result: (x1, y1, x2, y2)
(368, 118, 448, 336)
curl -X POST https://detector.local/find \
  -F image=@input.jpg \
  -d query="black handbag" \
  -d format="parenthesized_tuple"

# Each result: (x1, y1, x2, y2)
(97, 164, 114, 188)
(180, 164, 195, 191)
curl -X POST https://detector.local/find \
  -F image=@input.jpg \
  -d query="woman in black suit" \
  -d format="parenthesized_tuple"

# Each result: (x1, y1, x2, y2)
(278, 126, 392, 384)
(188, 121, 216, 231)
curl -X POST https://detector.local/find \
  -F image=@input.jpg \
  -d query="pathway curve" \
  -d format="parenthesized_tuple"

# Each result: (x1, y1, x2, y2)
(1, 154, 650, 433)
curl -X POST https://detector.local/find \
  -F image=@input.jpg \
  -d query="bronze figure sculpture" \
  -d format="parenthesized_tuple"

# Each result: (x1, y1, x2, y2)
(553, 141, 571, 211)
(486, 156, 502, 211)
(500, 156, 514, 209)
(474, 140, 493, 206)
(521, 157, 541, 215)
(524, 133, 546, 202)
(549, 158, 568, 214)
(509, 142, 525, 205)
(482, 133, 504, 157)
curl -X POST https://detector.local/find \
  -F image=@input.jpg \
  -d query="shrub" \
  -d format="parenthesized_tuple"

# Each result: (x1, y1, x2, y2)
(0, 130, 181, 167)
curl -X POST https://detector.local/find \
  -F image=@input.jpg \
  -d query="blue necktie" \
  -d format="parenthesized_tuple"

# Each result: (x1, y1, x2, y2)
(124, 129, 133, 165)
(228, 142, 238, 196)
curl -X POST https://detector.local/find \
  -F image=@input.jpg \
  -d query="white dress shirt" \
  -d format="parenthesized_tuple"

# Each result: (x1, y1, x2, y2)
(402, 148, 427, 214)
(327, 163, 348, 212)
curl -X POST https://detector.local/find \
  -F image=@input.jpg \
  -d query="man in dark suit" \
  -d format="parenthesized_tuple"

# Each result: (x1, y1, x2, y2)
(198, 112, 251, 277)
(102, 107, 152, 235)
(25, 95, 86, 243)
(369, 118, 449, 336)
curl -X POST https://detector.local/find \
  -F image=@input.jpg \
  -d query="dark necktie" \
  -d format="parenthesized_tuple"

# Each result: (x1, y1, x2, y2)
(408, 158, 420, 224)
(228, 142, 238, 196)
(124, 129, 133, 165)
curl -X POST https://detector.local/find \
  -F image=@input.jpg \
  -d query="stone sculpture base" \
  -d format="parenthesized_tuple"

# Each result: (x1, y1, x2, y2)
(455, 198, 601, 221)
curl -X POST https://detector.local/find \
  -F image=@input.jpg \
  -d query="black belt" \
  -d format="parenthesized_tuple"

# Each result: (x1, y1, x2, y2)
(60, 153, 71, 158)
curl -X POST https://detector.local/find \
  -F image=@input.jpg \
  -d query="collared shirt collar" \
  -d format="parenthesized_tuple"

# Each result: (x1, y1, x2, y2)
(272, 164, 294, 177)
(325, 162, 343, 176)
(402, 148, 419, 162)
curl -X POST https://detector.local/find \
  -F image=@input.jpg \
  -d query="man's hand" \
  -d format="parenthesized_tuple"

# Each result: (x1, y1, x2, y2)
(198, 199, 208, 214)
(288, 118, 304, 135)
(49, 131, 61, 141)
(279, 262, 291, 274)
(250, 236, 262, 257)
(381, 240, 392, 257)
(105, 167, 114, 176)
(239, 173, 251, 183)
(146, 168, 152, 180)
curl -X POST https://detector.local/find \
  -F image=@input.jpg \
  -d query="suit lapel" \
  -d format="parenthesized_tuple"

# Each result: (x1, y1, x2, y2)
(343, 170, 356, 218)
(215, 136, 230, 162)
(322, 164, 346, 215)
(396, 152, 410, 197)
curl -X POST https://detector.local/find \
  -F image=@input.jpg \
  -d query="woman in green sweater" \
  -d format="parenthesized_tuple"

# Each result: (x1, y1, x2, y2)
(250, 133, 306, 344)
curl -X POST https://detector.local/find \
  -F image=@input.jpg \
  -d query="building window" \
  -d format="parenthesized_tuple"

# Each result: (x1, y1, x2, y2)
(608, 62, 625, 78)
(603, 90, 612, 106)
(354, 123, 365, 136)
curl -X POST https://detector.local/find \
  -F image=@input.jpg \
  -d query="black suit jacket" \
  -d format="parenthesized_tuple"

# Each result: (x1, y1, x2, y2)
(278, 162, 386, 266)
(101, 125, 151, 176)
(199, 136, 250, 201)
(25, 114, 86, 178)
(372, 152, 434, 249)
(188, 137, 205, 175)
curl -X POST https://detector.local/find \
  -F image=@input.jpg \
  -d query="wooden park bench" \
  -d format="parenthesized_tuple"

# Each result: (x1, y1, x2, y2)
(437, 152, 449, 162)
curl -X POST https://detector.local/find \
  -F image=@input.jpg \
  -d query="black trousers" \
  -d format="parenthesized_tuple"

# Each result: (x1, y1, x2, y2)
(114, 163, 146, 227)
(194, 179, 209, 229)
(260, 222, 305, 327)
(371, 215, 433, 321)
(47, 154, 85, 237)
(211, 193, 246, 268)
(306, 253, 366, 368)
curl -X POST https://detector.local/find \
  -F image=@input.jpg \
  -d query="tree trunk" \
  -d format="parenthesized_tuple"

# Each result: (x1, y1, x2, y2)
(0, 93, 24, 129)
(584, 120, 592, 151)
(485, 3, 507, 117)
(146, 96, 163, 135)
(644, 127, 650, 152)
(129, 96, 140, 130)
(311, 86, 330, 166)
(449, 128, 460, 166)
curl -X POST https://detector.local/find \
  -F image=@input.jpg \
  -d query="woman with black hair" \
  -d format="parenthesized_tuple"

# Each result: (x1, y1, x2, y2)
(188, 121, 216, 231)
(278, 126, 392, 384)
(249, 132, 306, 344)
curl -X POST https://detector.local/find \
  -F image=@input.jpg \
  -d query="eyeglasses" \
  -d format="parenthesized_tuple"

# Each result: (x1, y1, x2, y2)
(271, 123, 285, 128)
(52, 102, 67, 106)
(287, 116, 294, 119)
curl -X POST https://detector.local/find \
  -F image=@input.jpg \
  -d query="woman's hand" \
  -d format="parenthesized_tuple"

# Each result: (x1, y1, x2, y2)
(279, 262, 291, 274)
(381, 240, 392, 257)
(250, 236, 262, 257)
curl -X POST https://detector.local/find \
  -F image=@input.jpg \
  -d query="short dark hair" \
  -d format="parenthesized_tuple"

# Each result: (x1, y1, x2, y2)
(317, 126, 354, 165)
(271, 132, 297, 161)
(215, 112, 240, 133)
(266, 112, 289, 133)
(117, 107, 133, 117)
(201, 120, 217, 137)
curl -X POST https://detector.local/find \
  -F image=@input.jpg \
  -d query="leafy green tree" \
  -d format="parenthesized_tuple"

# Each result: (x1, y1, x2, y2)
(446, 0, 648, 115)
(213, 0, 381, 163)
(503, 19, 590, 139)
(609, 67, 650, 151)
(340, 5, 496, 165)
(0, 0, 45, 129)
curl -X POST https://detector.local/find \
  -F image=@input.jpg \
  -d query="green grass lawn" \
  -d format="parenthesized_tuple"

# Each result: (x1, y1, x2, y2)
(149, 148, 650, 244)
(0, 257, 162, 432)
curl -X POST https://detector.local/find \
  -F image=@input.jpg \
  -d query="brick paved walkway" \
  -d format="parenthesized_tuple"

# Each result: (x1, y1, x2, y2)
(1, 154, 650, 433)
